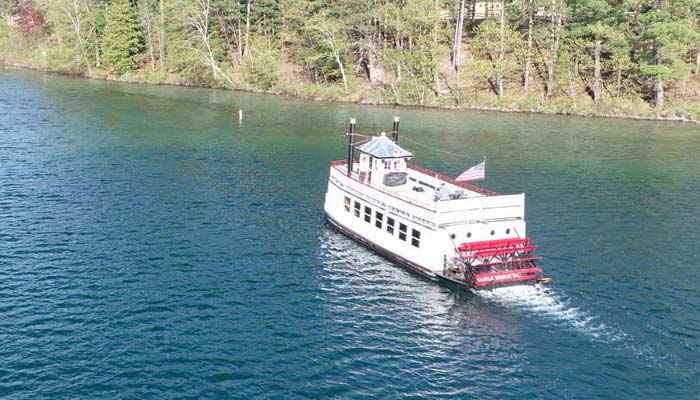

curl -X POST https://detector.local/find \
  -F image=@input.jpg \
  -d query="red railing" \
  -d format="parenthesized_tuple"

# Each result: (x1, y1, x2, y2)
(329, 160, 437, 211)
(459, 238, 530, 252)
(471, 245, 538, 260)
(407, 163, 499, 196)
(328, 159, 499, 197)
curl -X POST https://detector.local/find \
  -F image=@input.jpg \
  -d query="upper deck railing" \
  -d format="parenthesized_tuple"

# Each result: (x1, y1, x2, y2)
(329, 159, 499, 197)
(330, 160, 436, 211)
(406, 163, 499, 197)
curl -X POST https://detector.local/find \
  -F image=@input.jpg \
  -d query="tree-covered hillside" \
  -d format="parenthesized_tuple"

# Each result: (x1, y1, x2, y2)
(2, 0, 699, 120)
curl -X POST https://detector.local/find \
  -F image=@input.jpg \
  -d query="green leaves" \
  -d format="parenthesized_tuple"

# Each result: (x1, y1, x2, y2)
(101, 0, 142, 74)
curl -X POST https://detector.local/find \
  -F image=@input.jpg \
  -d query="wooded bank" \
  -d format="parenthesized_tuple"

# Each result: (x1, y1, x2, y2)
(2, 0, 700, 122)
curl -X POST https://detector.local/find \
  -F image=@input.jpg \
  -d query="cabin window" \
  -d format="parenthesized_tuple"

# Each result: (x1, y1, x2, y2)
(344, 196, 351, 212)
(490, 230, 495, 236)
(375, 211, 383, 229)
(354, 201, 361, 217)
(506, 228, 511, 234)
(369, 157, 374, 169)
(386, 217, 395, 235)
(411, 229, 421, 248)
(399, 223, 407, 241)
(467, 232, 472, 238)
(394, 160, 400, 170)
(364, 206, 372, 223)
(384, 160, 391, 170)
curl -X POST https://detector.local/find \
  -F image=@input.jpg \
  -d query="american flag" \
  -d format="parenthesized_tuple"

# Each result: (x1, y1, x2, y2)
(456, 160, 485, 182)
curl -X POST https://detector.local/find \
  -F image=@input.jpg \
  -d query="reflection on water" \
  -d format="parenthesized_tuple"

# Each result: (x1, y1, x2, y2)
(2, 69, 700, 399)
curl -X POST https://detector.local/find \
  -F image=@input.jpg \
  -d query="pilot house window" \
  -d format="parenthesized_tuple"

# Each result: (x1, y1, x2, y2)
(399, 223, 407, 241)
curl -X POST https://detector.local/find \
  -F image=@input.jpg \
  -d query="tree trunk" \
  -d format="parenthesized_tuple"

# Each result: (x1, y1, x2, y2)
(334, 49, 348, 92)
(327, 33, 347, 92)
(654, 77, 664, 115)
(244, 0, 251, 57)
(452, 0, 466, 71)
(695, 46, 700, 75)
(433, 0, 440, 95)
(146, 16, 155, 70)
(523, 0, 533, 92)
(496, 0, 505, 98)
(63, 1, 92, 75)
(200, 0, 217, 78)
(653, 37, 663, 116)
(593, 39, 601, 103)
(616, 68, 622, 97)
(546, 0, 562, 97)
(159, 0, 165, 70)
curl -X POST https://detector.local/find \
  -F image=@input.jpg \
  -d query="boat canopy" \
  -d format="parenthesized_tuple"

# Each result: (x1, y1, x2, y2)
(355, 133, 413, 159)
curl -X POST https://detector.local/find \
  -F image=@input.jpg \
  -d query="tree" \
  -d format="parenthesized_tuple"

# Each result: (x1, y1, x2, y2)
(473, 11, 524, 98)
(101, 0, 141, 74)
(568, 0, 627, 103)
(165, 0, 229, 84)
(18, 0, 47, 38)
(308, 14, 349, 91)
(542, 0, 564, 96)
(40, 0, 100, 74)
(452, 0, 466, 71)
(637, 0, 700, 114)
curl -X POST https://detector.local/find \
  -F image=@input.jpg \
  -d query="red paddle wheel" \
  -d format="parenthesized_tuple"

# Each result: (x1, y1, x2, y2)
(444, 238, 544, 289)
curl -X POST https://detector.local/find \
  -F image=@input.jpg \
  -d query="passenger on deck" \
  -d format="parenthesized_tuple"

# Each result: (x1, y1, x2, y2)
(436, 183, 450, 201)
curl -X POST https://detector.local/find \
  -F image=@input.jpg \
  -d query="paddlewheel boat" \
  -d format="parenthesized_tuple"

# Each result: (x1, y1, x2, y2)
(323, 117, 550, 290)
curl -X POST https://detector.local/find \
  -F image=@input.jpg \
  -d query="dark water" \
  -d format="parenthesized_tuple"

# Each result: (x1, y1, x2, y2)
(1, 69, 699, 399)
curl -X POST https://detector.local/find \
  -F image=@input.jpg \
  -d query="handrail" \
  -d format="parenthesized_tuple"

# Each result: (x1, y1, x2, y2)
(330, 159, 499, 197)
(330, 164, 437, 212)
(407, 163, 499, 196)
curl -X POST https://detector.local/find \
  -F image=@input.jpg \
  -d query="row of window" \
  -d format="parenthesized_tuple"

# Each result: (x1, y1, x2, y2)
(344, 196, 421, 248)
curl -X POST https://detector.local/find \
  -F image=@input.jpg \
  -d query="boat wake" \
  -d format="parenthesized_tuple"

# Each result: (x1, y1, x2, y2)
(477, 285, 626, 344)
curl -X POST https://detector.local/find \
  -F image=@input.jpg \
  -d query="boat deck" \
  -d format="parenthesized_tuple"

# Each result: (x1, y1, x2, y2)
(330, 160, 498, 211)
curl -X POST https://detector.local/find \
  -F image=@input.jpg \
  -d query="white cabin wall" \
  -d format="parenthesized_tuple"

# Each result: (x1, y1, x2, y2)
(324, 180, 445, 273)
(324, 166, 530, 275)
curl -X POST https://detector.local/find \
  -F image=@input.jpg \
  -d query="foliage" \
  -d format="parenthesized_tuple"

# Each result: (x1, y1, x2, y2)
(2, 0, 700, 120)
(18, 0, 47, 38)
(472, 18, 524, 96)
(101, 0, 142, 74)
(242, 35, 278, 90)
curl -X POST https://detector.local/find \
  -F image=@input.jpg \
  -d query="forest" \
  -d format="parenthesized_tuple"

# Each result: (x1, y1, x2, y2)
(1, 0, 700, 121)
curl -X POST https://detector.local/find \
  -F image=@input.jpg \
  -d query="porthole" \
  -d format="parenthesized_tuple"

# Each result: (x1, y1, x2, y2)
(466, 232, 472, 238)
(450, 233, 456, 240)
(490, 230, 495, 236)
(506, 228, 511, 234)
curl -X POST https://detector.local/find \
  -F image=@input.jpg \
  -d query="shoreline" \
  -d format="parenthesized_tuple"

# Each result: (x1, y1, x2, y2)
(4, 62, 699, 126)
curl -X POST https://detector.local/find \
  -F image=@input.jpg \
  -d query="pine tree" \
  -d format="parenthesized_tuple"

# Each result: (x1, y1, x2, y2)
(101, 0, 142, 74)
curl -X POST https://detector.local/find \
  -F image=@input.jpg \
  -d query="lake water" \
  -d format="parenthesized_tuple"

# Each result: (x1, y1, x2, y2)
(1, 69, 699, 399)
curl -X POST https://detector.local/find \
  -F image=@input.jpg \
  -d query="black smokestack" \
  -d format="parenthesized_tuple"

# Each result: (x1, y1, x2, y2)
(347, 118, 356, 175)
(392, 116, 400, 143)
